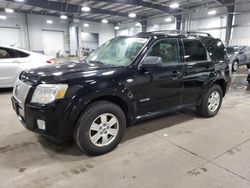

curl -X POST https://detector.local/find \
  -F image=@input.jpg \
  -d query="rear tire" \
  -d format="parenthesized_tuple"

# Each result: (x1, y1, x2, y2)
(232, 60, 239, 72)
(197, 85, 223, 118)
(74, 101, 126, 155)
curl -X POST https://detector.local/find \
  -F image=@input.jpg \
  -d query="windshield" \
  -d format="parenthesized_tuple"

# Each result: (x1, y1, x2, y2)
(86, 37, 148, 66)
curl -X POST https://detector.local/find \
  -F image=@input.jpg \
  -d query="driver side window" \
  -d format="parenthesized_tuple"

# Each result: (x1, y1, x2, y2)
(146, 38, 179, 65)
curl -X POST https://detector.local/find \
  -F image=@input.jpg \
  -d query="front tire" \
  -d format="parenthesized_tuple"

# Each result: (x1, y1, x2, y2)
(232, 60, 239, 72)
(74, 101, 126, 155)
(197, 85, 223, 118)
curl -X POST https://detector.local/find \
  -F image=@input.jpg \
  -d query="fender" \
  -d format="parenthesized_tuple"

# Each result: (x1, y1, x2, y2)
(63, 79, 137, 127)
(197, 66, 230, 105)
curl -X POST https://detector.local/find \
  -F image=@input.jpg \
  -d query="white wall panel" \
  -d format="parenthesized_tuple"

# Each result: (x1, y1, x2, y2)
(80, 21, 115, 46)
(147, 17, 176, 31)
(117, 22, 142, 36)
(188, 16, 227, 41)
(27, 14, 69, 53)
(42, 30, 64, 56)
(0, 12, 115, 55)
(230, 11, 250, 46)
(0, 13, 28, 48)
(0, 27, 21, 47)
(117, 29, 129, 36)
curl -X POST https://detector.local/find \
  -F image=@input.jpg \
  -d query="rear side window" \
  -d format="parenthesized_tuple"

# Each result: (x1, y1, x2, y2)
(182, 39, 207, 62)
(200, 37, 225, 61)
(0, 47, 15, 59)
(13, 49, 29, 58)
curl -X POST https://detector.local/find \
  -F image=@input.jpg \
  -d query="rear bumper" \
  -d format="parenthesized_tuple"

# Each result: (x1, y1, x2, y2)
(11, 97, 75, 143)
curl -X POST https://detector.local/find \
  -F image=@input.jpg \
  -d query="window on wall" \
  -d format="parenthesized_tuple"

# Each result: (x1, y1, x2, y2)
(182, 39, 207, 62)
(146, 38, 179, 65)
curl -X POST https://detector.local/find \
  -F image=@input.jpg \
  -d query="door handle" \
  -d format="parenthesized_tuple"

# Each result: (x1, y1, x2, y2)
(171, 71, 180, 77)
(12, 61, 22, 64)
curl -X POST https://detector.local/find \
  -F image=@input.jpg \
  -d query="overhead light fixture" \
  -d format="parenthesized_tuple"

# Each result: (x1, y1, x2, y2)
(114, 26, 120, 30)
(83, 23, 89, 27)
(14, 0, 25, 2)
(81, 6, 91, 12)
(60, 15, 67, 20)
(46, 20, 53, 24)
(102, 19, 108, 24)
(0, 15, 7, 19)
(165, 17, 172, 22)
(128, 13, 136, 18)
(135, 22, 141, 27)
(208, 10, 216, 15)
(169, 3, 179, 9)
(5, 8, 14, 13)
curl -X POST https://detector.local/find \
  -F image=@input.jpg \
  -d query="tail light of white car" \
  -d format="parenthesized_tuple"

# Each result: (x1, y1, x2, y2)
(47, 58, 57, 64)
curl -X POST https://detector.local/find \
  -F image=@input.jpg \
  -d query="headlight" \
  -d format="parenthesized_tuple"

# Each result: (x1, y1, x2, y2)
(31, 84, 68, 104)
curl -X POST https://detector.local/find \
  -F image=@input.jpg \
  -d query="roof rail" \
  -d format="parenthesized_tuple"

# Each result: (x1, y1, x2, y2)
(151, 30, 211, 37)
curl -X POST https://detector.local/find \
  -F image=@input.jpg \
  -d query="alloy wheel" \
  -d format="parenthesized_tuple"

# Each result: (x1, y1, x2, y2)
(89, 113, 119, 147)
(208, 90, 220, 112)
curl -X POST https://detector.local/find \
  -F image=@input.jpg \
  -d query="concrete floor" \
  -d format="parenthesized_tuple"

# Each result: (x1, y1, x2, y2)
(1, 68, 250, 188)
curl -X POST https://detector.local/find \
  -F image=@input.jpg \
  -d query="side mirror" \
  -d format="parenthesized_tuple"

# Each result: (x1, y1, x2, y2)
(140, 56, 163, 69)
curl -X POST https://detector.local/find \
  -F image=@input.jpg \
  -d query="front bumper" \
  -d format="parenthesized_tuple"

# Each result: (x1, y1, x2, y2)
(11, 97, 75, 143)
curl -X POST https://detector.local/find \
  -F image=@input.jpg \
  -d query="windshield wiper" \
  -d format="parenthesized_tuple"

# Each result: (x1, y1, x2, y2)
(86, 60, 124, 67)
(88, 60, 105, 65)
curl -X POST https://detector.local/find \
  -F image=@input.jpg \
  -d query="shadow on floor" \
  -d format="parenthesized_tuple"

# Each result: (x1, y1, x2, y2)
(0, 88, 13, 95)
(35, 108, 199, 158)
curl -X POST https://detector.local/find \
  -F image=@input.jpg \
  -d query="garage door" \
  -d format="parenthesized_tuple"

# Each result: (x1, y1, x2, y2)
(42, 30, 65, 56)
(0, 27, 21, 47)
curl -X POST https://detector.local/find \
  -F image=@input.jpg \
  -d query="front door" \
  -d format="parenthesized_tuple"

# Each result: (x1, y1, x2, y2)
(0, 47, 20, 86)
(132, 38, 183, 115)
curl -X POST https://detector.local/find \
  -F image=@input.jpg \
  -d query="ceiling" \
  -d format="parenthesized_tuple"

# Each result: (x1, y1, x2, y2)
(0, 0, 237, 24)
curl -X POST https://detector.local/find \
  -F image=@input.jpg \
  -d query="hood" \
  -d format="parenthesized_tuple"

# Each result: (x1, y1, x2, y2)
(20, 61, 123, 85)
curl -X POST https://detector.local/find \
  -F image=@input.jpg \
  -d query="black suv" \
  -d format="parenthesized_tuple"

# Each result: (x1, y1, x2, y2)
(12, 31, 231, 155)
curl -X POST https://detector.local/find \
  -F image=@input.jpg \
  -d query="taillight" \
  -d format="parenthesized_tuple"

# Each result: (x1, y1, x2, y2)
(47, 58, 57, 64)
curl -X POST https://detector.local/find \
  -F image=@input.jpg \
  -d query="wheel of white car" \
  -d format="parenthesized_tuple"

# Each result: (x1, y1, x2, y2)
(232, 60, 239, 72)
(74, 101, 126, 155)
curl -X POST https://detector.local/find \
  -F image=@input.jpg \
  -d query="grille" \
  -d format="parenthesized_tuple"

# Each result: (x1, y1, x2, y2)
(13, 79, 31, 104)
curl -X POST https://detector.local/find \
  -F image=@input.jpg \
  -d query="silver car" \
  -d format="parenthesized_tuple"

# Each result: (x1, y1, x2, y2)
(226, 46, 250, 72)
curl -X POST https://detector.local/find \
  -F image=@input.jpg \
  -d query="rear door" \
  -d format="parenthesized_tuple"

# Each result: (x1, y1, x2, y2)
(181, 37, 214, 105)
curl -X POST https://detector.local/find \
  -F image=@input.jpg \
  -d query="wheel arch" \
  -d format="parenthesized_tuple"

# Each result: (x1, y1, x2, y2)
(68, 90, 137, 129)
(90, 95, 129, 117)
(214, 79, 227, 97)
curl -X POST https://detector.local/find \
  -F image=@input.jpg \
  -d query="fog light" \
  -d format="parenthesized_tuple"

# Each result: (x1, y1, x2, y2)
(37, 119, 46, 130)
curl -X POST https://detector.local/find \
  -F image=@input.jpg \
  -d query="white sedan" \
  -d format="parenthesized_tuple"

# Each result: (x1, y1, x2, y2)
(0, 45, 56, 88)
